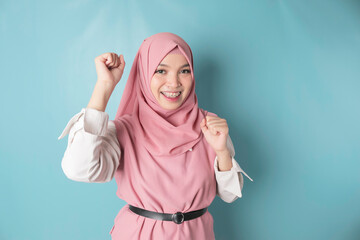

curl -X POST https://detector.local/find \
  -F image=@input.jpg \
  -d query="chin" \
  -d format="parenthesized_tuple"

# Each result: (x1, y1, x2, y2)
(162, 105, 180, 110)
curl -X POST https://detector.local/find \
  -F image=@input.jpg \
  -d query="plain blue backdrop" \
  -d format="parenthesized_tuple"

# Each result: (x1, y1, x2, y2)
(1, 0, 359, 239)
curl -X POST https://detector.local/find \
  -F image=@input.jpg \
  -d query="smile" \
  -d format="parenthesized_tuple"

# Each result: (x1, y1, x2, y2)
(161, 91, 182, 101)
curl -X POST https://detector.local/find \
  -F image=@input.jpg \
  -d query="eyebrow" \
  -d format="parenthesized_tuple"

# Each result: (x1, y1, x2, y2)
(157, 63, 190, 68)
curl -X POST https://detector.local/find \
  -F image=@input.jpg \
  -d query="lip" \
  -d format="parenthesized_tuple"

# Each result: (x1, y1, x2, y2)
(161, 92, 182, 102)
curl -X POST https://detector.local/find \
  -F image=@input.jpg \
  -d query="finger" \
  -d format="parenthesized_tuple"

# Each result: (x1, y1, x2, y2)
(205, 118, 225, 125)
(112, 53, 118, 68)
(208, 126, 218, 135)
(206, 122, 218, 134)
(207, 122, 228, 128)
(95, 54, 111, 73)
(117, 54, 125, 71)
(206, 116, 221, 121)
(208, 124, 228, 132)
(200, 118, 207, 129)
(120, 54, 125, 69)
(209, 126, 227, 135)
(206, 120, 227, 126)
(200, 118, 209, 133)
(106, 53, 113, 66)
(109, 53, 116, 68)
(113, 53, 118, 67)
(114, 54, 120, 68)
(96, 53, 109, 64)
(207, 124, 229, 135)
(104, 53, 109, 64)
(110, 53, 116, 68)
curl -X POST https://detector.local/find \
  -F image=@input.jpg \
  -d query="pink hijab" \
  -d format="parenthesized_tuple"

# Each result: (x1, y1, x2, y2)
(114, 32, 209, 157)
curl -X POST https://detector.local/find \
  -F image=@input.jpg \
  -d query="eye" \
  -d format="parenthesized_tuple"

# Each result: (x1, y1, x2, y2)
(181, 69, 191, 74)
(155, 69, 165, 74)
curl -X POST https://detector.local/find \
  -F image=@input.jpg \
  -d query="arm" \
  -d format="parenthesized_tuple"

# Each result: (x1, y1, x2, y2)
(214, 135, 253, 203)
(58, 52, 125, 182)
(199, 114, 253, 203)
(87, 52, 125, 112)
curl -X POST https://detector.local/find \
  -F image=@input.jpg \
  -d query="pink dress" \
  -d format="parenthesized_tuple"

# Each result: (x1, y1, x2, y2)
(110, 111, 218, 239)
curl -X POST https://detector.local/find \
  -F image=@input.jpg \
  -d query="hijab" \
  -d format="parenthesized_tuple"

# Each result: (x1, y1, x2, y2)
(114, 32, 208, 157)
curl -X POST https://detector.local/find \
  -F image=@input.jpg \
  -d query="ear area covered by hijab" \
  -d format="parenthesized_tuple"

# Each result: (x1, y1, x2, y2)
(114, 32, 208, 157)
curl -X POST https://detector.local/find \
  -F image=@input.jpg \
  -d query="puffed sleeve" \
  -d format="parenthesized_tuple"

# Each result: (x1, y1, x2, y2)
(58, 107, 121, 183)
(214, 135, 253, 203)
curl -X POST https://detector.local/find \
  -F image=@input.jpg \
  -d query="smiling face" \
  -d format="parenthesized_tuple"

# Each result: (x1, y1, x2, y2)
(150, 53, 193, 110)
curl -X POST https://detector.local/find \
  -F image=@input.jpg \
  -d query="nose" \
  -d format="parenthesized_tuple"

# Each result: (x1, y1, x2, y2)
(166, 73, 181, 87)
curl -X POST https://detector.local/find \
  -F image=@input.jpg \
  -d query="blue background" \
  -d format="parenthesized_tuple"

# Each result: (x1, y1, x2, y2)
(1, 0, 359, 239)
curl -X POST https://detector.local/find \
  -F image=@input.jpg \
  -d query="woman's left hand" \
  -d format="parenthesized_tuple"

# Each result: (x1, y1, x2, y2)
(200, 116, 230, 155)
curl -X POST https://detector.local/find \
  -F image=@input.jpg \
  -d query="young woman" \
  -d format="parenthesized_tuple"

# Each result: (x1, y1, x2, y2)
(58, 32, 252, 240)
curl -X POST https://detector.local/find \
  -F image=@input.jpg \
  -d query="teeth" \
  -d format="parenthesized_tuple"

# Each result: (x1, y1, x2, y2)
(162, 92, 181, 98)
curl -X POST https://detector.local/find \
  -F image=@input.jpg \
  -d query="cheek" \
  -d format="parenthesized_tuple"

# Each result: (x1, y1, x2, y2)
(150, 77, 162, 95)
(183, 78, 193, 92)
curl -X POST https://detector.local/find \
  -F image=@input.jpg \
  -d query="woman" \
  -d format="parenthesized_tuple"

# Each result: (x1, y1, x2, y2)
(58, 32, 252, 239)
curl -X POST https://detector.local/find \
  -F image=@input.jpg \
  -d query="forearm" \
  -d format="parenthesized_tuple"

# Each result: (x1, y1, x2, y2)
(216, 150, 232, 171)
(87, 81, 115, 112)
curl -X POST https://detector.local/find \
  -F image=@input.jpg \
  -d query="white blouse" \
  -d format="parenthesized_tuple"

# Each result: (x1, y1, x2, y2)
(58, 108, 253, 203)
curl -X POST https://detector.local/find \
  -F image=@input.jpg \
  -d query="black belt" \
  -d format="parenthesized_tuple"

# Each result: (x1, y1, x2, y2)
(128, 204, 208, 224)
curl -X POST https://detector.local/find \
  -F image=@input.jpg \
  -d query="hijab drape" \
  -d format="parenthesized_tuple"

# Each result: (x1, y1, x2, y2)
(114, 32, 207, 157)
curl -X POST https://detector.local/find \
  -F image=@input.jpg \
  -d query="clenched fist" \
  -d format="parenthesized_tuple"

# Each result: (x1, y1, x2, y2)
(94, 52, 125, 88)
(200, 116, 230, 155)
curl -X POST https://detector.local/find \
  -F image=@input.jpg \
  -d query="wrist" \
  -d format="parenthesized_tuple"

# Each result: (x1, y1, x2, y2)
(87, 81, 115, 112)
(215, 149, 231, 159)
(96, 79, 116, 92)
(216, 150, 232, 171)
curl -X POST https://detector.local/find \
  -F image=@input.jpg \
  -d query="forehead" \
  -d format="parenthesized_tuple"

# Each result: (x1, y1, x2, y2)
(158, 54, 189, 66)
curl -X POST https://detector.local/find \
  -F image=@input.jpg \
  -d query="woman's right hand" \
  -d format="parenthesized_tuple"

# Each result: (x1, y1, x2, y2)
(94, 52, 125, 88)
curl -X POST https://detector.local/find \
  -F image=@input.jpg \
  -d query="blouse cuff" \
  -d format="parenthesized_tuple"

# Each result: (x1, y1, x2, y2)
(214, 156, 253, 199)
(83, 107, 109, 136)
(58, 108, 86, 140)
(57, 108, 109, 140)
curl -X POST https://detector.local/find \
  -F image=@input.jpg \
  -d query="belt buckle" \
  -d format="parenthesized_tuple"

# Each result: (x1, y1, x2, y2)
(172, 211, 185, 224)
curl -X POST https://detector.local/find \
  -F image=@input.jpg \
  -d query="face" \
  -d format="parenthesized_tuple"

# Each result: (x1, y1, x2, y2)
(150, 53, 193, 110)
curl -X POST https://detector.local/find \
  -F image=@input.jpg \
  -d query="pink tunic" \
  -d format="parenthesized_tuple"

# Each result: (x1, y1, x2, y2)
(110, 112, 217, 239)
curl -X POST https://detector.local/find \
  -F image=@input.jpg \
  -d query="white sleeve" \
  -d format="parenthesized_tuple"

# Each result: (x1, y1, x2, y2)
(214, 135, 253, 203)
(58, 107, 121, 183)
